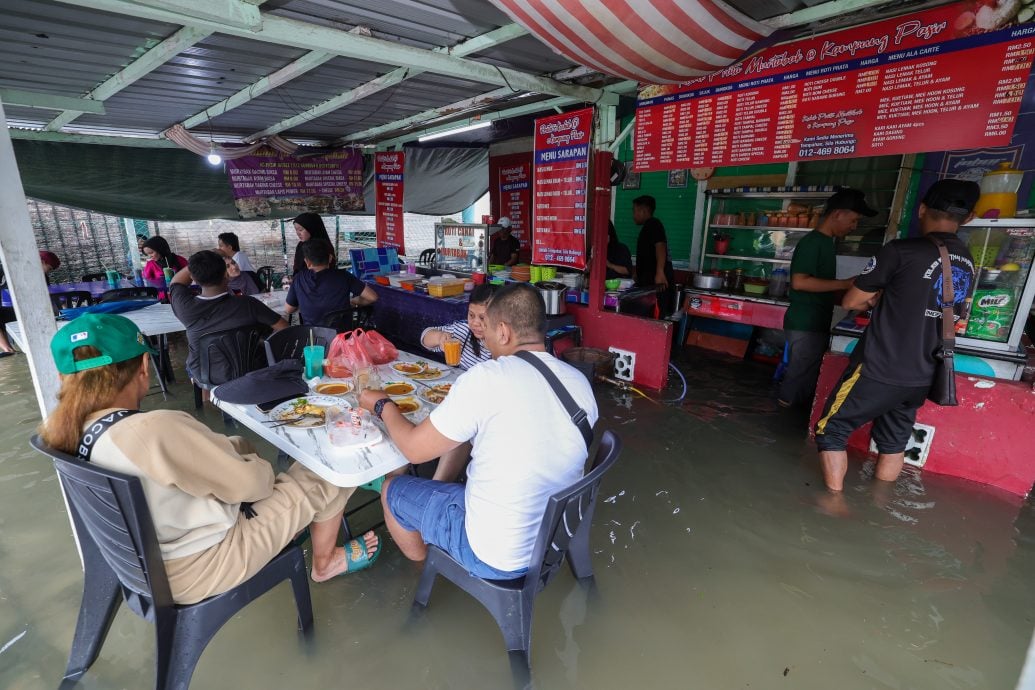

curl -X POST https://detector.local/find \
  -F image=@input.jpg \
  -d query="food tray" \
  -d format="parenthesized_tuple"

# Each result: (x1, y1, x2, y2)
(428, 280, 466, 297)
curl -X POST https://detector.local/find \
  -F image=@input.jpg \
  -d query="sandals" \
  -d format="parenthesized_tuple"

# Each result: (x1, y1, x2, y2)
(343, 534, 382, 573)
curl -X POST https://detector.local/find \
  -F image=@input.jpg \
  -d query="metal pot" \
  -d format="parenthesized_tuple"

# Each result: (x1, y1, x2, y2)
(692, 273, 723, 290)
(535, 280, 567, 315)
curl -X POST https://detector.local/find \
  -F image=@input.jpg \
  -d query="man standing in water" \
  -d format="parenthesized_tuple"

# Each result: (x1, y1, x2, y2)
(632, 195, 675, 317)
(777, 188, 875, 407)
(814, 179, 979, 494)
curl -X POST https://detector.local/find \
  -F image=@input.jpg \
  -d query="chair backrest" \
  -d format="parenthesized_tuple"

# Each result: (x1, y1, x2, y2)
(51, 290, 94, 311)
(316, 308, 354, 333)
(29, 435, 175, 614)
(81, 272, 107, 282)
(418, 248, 436, 265)
(264, 325, 336, 366)
(98, 287, 159, 303)
(195, 325, 270, 388)
(522, 430, 622, 595)
(255, 266, 275, 292)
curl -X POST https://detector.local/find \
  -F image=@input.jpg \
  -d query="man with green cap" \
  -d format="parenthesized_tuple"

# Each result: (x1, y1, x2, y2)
(39, 313, 380, 603)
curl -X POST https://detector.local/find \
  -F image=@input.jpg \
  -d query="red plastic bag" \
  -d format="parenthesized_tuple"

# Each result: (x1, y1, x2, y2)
(358, 329, 398, 364)
(325, 332, 370, 377)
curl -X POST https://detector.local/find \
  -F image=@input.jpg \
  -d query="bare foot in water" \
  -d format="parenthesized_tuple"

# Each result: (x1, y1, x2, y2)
(312, 531, 380, 582)
(815, 490, 851, 518)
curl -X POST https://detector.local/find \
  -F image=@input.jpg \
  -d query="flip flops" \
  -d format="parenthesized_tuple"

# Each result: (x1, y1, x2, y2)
(343, 534, 382, 574)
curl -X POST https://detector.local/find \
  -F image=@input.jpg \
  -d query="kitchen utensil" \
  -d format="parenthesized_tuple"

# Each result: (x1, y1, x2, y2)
(692, 273, 723, 290)
(604, 278, 620, 290)
(535, 281, 567, 315)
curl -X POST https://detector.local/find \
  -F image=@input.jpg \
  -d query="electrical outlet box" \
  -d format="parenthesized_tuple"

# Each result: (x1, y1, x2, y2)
(869, 422, 936, 467)
(609, 347, 635, 381)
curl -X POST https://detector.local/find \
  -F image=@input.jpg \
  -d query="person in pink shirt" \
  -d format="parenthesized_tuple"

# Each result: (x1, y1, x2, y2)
(141, 236, 188, 281)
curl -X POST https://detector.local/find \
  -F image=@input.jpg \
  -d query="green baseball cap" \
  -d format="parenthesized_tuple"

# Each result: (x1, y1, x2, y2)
(51, 313, 156, 374)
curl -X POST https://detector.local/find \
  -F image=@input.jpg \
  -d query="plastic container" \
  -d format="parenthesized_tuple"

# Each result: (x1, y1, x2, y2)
(768, 268, 789, 298)
(975, 162, 1023, 219)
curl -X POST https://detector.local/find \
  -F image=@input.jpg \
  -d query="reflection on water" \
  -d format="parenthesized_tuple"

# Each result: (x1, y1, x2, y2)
(0, 344, 1033, 689)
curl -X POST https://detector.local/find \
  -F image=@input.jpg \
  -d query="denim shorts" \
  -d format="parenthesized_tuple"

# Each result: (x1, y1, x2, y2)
(385, 475, 526, 580)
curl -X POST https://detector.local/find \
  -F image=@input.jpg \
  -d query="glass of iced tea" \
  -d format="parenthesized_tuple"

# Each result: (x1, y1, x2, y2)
(442, 337, 462, 367)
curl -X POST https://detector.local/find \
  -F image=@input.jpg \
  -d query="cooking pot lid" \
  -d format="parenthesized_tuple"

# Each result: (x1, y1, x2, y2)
(535, 281, 567, 290)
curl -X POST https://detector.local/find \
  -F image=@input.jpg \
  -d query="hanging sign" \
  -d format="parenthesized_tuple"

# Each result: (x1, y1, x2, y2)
(532, 107, 592, 269)
(498, 159, 531, 250)
(375, 151, 405, 255)
(226, 147, 364, 218)
(633, 2, 1035, 171)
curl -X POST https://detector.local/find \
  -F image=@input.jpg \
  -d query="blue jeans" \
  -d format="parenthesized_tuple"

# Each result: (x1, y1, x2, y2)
(386, 475, 527, 580)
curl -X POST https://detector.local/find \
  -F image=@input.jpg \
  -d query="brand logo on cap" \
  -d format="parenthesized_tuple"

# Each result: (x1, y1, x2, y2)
(71, 331, 88, 343)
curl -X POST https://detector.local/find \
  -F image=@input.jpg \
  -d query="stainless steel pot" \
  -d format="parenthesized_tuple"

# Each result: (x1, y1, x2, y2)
(692, 273, 723, 290)
(535, 280, 567, 315)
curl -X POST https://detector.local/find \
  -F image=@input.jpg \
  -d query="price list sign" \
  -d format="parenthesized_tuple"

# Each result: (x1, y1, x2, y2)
(532, 107, 592, 269)
(633, 2, 1035, 171)
(375, 151, 405, 255)
(498, 160, 531, 250)
(226, 147, 364, 218)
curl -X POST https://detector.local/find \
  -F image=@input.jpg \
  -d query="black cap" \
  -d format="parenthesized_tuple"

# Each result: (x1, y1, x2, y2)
(212, 358, 309, 405)
(824, 188, 878, 217)
(922, 179, 980, 216)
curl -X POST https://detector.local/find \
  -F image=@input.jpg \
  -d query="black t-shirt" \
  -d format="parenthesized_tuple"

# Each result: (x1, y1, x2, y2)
(606, 240, 633, 279)
(489, 233, 521, 264)
(635, 217, 674, 287)
(286, 267, 367, 326)
(170, 284, 282, 380)
(852, 232, 975, 387)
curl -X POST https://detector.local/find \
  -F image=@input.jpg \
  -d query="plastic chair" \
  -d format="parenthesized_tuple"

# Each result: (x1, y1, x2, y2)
(98, 287, 159, 303)
(51, 290, 94, 311)
(192, 325, 270, 409)
(81, 272, 107, 282)
(256, 266, 275, 292)
(28, 435, 313, 690)
(264, 325, 336, 366)
(417, 248, 436, 265)
(413, 429, 622, 666)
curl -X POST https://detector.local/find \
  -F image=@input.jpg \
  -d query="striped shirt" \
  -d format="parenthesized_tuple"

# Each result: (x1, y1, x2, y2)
(420, 320, 492, 371)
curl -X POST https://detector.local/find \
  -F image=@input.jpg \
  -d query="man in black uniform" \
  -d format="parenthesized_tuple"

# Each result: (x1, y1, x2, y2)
(814, 179, 979, 493)
(488, 217, 520, 267)
(632, 195, 675, 316)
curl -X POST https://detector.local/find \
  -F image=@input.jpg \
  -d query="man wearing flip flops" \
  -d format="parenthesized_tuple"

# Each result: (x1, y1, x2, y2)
(39, 313, 380, 604)
(358, 282, 598, 579)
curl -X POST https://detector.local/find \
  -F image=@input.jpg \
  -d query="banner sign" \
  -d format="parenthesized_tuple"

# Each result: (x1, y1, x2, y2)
(226, 147, 364, 218)
(633, 2, 1035, 171)
(375, 151, 405, 255)
(532, 107, 592, 269)
(498, 160, 531, 250)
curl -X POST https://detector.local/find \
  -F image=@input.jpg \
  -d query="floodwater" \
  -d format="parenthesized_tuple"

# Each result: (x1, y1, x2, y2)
(1, 340, 1033, 690)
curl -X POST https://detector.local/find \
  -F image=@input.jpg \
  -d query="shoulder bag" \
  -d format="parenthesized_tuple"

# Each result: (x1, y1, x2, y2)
(926, 236, 958, 406)
(514, 350, 593, 448)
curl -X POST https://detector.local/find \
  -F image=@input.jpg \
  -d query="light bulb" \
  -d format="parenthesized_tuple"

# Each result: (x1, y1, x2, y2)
(206, 146, 222, 166)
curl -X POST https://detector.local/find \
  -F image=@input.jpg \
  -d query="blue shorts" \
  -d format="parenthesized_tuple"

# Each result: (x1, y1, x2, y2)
(385, 475, 527, 580)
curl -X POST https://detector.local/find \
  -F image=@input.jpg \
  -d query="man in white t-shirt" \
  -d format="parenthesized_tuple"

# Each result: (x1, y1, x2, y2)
(217, 232, 256, 272)
(358, 283, 598, 578)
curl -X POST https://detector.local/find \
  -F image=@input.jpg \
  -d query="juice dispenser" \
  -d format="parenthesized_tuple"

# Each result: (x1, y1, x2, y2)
(973, 162, 1023, 219)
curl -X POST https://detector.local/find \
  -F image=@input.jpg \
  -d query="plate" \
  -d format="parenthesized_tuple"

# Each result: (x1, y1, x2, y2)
(268, 395, 348, 428)
(391, 396, 422, 416)
(391, 361, 426, 375)
(406, 367, 446, 381)
(310, 379, 353, 396)
(383, 380, 416, 397)
(418, 383, 452, 405)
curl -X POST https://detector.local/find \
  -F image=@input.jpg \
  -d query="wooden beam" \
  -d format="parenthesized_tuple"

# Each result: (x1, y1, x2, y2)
(0, 89, 105, 114)
(9, 129, 178, 147)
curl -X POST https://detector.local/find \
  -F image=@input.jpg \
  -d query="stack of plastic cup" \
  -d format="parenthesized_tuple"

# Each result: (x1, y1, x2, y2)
(540, 267, 557, 281)
(530, 266, 542, 283)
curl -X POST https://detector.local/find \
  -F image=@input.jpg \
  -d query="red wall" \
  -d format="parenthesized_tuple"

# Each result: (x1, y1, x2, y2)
(488, 151, 533, 261)
(810, 352, 1035, 497)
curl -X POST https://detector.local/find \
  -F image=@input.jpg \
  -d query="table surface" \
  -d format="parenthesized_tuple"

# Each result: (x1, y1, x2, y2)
(212, 351, 460, 487)
(1, 278, 169, 306)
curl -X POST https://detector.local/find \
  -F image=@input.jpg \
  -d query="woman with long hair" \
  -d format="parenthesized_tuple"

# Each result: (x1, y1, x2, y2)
(141, 236, 188, 281)
(419, 284, 495, 370)
(291, 213, 332, 276)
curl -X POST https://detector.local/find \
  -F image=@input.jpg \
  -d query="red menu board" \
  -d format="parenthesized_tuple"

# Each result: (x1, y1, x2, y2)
(375, 151, 405, 255)
(532, 107, 593, 269)
(498, 160, 531, 250)
(634, 2, 1035, 171)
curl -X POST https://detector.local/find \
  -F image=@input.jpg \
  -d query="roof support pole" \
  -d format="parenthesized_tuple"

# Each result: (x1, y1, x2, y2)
(0, 97, 60, 417)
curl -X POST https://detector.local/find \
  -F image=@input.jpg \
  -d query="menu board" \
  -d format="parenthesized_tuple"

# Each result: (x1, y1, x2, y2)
(375, 151, 405, 255)
(498, 160, 531, 249)
(226, 146, 364, 218)
(634, 2, 1035, 171)
(532, 107, 592, 269)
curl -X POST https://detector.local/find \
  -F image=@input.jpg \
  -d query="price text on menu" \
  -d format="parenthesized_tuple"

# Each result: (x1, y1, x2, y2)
(498, 160, 531, 251)
(226, 147, 364, 217)
(375, 151, 405, 255)
(633, 1, 1035, 171)
(532, 107, 593, 270)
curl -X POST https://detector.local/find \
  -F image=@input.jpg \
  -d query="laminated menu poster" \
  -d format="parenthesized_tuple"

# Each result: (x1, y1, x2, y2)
(226, 147, 364, 218)
(498, 159, 531, 248)
(375, 151, 405, 255)
(634, 1, 1035, 171)
(532, 107, 592, 269)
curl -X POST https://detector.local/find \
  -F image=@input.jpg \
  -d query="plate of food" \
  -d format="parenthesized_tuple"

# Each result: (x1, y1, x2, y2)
(267, 395, 346, 428)
(407, 365, 445, 381)
(383, 380, 416, 397)
(390, 361, 426, 376)
(419, 383, 452, 405)
(310, 379, 353, 396)
(391, 396, 422, 416)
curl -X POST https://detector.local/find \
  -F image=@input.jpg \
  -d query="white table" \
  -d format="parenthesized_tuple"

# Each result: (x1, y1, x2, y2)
(211, 352, 459, 487)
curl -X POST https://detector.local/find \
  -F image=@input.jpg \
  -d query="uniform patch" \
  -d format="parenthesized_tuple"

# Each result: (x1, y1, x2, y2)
(861, 256, 877, 275)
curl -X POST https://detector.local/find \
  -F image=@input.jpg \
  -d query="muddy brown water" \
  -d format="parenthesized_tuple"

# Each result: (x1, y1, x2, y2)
(0, 342, 1033, 689)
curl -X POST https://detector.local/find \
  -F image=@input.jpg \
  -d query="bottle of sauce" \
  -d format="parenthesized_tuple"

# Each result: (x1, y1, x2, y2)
(731, 268, 744, 292)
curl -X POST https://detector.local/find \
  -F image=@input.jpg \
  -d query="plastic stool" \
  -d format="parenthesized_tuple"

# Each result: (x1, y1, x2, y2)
(545, 324, 582, 355)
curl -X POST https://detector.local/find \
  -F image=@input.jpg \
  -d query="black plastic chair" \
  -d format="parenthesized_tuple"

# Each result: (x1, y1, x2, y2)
(29, 435, 313, 690)
(317, 305, 373, 333)
(192, 325, 270, 408)
(417, 248, 436, 265)
(413, 430, 622, 666)
(81, 272, 108, 282)
(51, 290, 94, 311)
(98, 287, 159, 303)
(256, 266, 275, 292)
(264, 325, 336, 366)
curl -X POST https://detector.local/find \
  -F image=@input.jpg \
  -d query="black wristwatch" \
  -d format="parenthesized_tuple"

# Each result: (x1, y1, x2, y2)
(373, 397, 396, 420)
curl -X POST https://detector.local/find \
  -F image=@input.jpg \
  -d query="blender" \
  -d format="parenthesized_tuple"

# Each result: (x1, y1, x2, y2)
(974, 162, 1023, 219)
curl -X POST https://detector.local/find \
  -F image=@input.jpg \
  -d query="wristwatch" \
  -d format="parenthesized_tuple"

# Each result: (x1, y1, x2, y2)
(373, 397, 396, 420)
